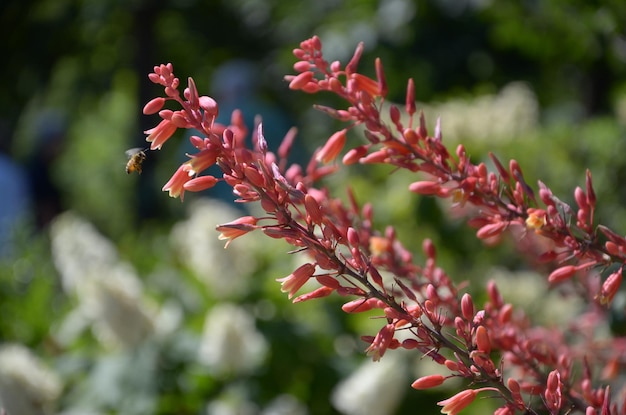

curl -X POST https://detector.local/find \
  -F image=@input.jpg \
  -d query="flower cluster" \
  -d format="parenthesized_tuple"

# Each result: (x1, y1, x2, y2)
(142, 36, 626, 414)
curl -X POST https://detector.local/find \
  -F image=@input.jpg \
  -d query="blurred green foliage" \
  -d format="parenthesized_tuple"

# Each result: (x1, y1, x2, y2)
(1, 0, 626, 414)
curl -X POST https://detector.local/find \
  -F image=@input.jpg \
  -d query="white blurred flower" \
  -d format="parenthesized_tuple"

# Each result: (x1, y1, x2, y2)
(50, 212, 159, 349)
(170, 199, 258, 298)
(261, 394, 308, 415)
(0, 343, 62, 415)
(79, 266, 156, 348)
(198, 303, 268, 375)
(331, 354, 407, 415)
(419, 82, 539, 143)
(206, 384, 259, 415)
(50, 211, 119, 295)
(206, 400, 258, 415)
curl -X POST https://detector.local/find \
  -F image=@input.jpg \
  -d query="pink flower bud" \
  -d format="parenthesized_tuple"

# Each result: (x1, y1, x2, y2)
(143, 97, 166, 115)
(375, 58, 387, 96)
(411, 374, 446, 390)
(475, 326, 491, 354)
(288, 71, 314, 90)
(489, 152, 510, 183)
(293, 61, 311, 72)
(586, 169, 596, 207)
(605, 241, 620, 256)
(422, 238, 436, 259)
(304, 193, 324, 225)
(548, 265, 577, 283)
(597, 269, 622, 306)
(341, 298, 377, 313)
(461, 293, 474, 321)
(293, 286, 334, 303)
(409, 181, 441, 195)
(171, 111, 189, 128)
(315, 275, 341, 289)
(476, 222, 508, 240)
(574, 186, 588, 210)
(342, 145, 368, 165)
(399, 339, 419, 350)
(403, 128, 419, 145)
(316, 129, 347, 164)
(345, 42, 364, 74)
(183, 175, 218, 192)
(199, 96, 218, 117)
(347, 227, 360, 247)
(406, 78, 416, 116)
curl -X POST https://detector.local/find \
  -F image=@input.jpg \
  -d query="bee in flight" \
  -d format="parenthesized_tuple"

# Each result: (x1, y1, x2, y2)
(125, 147, 148, 174)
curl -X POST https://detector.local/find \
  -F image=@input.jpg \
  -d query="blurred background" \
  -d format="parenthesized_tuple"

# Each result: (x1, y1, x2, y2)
(1, 1, 626, 414)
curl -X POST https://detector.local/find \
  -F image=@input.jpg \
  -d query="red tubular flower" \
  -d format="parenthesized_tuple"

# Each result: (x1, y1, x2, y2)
(437, 389, 478, 415)
(143, 42, 626, 415)
(316, 129, 347, 164)
(145, 119, 177, 150)
(349, 73, 381, 97)
(365, 323, 395, 361)
(186, 148, 219, 175)
(216, 216, 258, 248)
(162, 164, 192, 200)
(276, 263, 316, 299)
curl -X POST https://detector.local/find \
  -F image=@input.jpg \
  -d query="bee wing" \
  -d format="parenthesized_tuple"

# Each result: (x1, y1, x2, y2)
(125, 147, 146, 157)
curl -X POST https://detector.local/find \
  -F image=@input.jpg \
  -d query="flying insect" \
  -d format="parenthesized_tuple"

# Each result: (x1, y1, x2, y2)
(125, 147, 148, 174)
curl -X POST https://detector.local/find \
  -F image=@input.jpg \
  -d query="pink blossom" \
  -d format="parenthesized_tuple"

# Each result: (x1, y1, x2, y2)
(145, 119, 177, 150)
(216, 216, 258, 248)
(162, 164, 192, 200)
(364, 323, 395, 361)
(437, 389, 477, 415)
(276, 263, 316, 299)
(141, 41, 626, 415)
